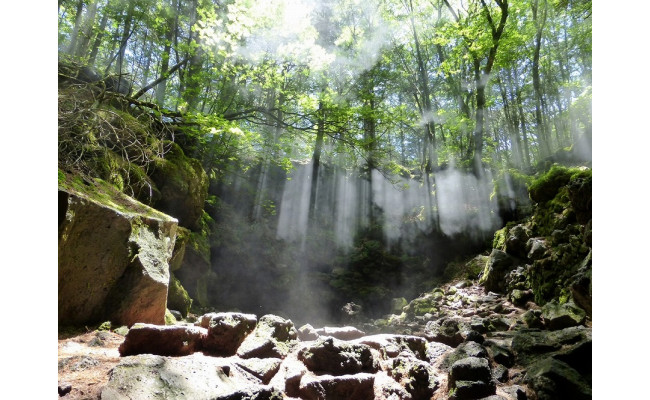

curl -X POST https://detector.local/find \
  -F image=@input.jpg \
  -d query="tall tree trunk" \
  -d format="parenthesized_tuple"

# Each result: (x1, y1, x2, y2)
(309, 100, 326, 222)
(116, 0, 135, 79)
(407, 0, 437, 173)
(87, 2, 109, 66)
(156, 0, 177, 106)
(67, 0, 85, 54)
(75, 0, 99, 58)
(532, 0, 551, 158)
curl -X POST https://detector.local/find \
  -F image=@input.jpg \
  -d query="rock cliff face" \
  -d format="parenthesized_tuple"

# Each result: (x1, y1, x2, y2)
(58, 175, 178, 327)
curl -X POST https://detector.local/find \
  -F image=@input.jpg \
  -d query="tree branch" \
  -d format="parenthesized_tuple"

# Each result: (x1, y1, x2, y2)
(133, 57, 190, 99)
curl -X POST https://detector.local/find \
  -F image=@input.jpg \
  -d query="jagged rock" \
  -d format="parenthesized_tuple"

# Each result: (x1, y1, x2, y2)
(509, 289, 534, 308)
(521, 309, 543, 329)
(200, 312, 257, 356)
(501, 385, 528, 400)
(550, 338, 592, 377)
(526, 238, 549, 260)
(268, 353, 308, 397)
(101, 354, 282, 400)
(374, 371, 413, 399)
(235, 358, 282, 384)
(425, 341, 453, 364)
(484, 341, 514, 368)
(424, 318, 464, 347)
(118, 323, 206, 356)
(505, 225, 532, 259)
(355, 334, 427, 359)
(566, 175, 591, 225)
(448, 357, 495, 399)
(540, 301, 586, 330)
(479, 250, 517, 293)
(314, 326, 366, 340)
(388, 355, 439, 399)
(298, 373, 375, 400)
(492, 364, 509, 383)
(237, 314, 298, 359)
(511, 327, 590, 366)
(442, 341, 489, 371)
(297, 324, 319, 341)
(58, 182, 177, 327)
(524, 357, 591, 400)
(297, 337, 378, 375)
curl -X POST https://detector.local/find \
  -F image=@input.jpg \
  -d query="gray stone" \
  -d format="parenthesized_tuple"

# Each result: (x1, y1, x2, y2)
(297, 324, 319, 341)
(541, 301, 586, 330)
(235, 358, 282, 384)
(355, 334, 427, 359)
(449, 357, 492, 384)
(298, 373, 375, 400)
(524, 357, 591, 400)
(297, 337, 378, 375)
(389, 356, 439, 399)
(505, 225, 532, 259)
(237, 314, 297, 359)
(314, 326, 366, 340)
(425, 318, 464, 347)
(479, 249, 516, 293)
(101, 354, 279, 400)
(200, 312, 257, 356)
(526, 238, 550, 260)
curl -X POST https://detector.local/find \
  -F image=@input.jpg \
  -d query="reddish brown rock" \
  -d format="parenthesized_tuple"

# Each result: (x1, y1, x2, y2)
(118, 323, 207, 356)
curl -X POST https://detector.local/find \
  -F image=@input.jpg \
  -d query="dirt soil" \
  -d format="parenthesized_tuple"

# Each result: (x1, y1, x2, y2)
(58, 330, 124, 399)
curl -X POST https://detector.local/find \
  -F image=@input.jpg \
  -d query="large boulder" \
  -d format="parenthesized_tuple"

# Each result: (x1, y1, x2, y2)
(237, 314, 298, 359)
(101, 354, 282, 400)
(448, 357, 495, 399)
(479, 250, 516, 293)
(200, 312, 258, 356)
(297, 337, 378, 375)
(118, 323, 206, 356)
(524, 357, 591, 400)
(58, 177, 177, 327)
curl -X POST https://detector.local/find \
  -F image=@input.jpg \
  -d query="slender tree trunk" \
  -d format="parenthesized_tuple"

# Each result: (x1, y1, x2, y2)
(116, 0, 135, 79)
(309, 100, 325, 222)
(75, 0, 99, 58)
(156, 0, 177, 106)
(87, 3, 109, 65)
(532, 0, 551, 158)
(407, 0, 437, 173)
(67, 0, 85, 55)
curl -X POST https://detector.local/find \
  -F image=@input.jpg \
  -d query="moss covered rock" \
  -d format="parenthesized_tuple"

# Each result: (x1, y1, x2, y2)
(167, 273, 193, 317)
(59, 172, 177, 327)
(150, 141, 208, 230)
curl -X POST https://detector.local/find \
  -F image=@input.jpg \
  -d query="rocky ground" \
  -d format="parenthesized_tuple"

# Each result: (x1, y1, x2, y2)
(58, 278, 591, 400)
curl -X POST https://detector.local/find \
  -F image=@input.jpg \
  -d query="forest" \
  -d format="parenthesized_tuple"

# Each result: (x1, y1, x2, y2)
(58, 0, 591, 319)
(57, 1, 593, 398)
